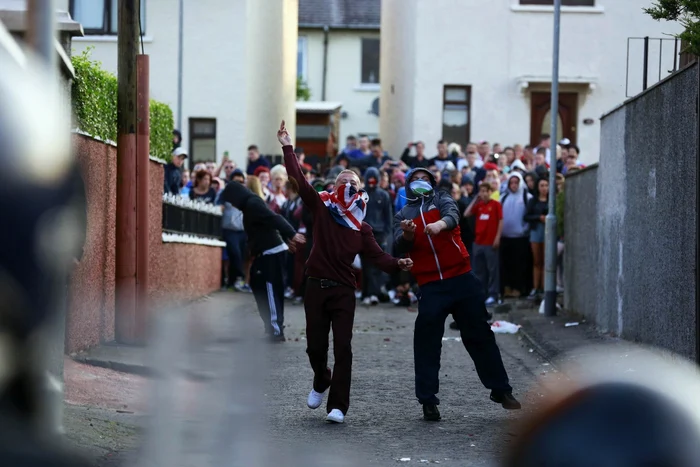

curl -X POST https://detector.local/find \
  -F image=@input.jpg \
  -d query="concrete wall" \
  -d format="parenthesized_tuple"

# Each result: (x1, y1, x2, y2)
(380, 0, 683, 163)
(564, 63, 697, 360)
(66, 134, 221, 353)
(563, 164, 597, 324)
(301, 29, 381, 142)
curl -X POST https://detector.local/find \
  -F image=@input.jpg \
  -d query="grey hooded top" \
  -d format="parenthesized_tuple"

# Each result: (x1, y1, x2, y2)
(500, 172, 532, 238)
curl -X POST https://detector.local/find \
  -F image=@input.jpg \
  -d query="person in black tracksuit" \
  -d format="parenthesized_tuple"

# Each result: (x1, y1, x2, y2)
(221, 181, 304, 341)
(361, 167, 394, 304)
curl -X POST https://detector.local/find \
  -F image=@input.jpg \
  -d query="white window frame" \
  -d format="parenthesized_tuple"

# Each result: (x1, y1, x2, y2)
(297, 36, 308, 82)
(69, 0, 146, 36)
(360, 37, 380, 88)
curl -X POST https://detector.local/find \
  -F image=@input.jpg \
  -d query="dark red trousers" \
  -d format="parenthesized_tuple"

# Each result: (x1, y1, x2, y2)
(304, 278, 356, 415)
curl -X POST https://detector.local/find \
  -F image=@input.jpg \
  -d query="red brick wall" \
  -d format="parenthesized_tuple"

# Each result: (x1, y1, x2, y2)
(65, 134, 221, 354)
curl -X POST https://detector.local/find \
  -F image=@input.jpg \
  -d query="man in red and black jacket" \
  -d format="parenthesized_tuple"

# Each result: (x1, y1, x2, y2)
(394, 168, 521, 422)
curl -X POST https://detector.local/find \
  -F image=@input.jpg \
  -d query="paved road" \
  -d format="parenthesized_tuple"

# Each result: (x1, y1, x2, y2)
(67, 292, 549, 466)
(263, 298, 545, 466)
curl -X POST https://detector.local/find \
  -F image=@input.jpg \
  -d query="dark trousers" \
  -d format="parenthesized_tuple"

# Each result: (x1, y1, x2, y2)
(250, 252, 286, 336)
(361, 232, 387, 298)
(304, 278, 356, 415)
(223, 229, 247, 280)
(500, 236, 530, 295)
(472, 244, 499, 299)
(414, 272, 512, 405)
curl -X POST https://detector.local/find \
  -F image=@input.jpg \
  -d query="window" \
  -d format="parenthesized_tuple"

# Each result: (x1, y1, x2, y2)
(69, 0, 146, 35)
(519, 0, 594, 5)
(442, 86, 471, 148)
(361, 38, 380, 85)
(297, 36, 308, 81)
(189, 118, 217, 165)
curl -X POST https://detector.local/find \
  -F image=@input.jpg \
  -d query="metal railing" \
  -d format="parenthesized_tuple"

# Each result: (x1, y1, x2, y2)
(626, 36, 682, 97)
(162, 195, 223, 240)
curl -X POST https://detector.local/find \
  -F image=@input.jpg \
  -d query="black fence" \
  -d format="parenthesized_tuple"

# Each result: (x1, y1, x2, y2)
(626, 36, 683, 97)
(162, 201, 223, 240)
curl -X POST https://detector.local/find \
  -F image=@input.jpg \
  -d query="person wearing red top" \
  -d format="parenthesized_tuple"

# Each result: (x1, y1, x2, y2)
(395, 168, 519, 422)
(277, 121, 413, 424)
(465, 183, 503, 305)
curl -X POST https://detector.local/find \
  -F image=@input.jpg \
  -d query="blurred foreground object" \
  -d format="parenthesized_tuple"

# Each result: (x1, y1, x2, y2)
(0, 17, 89, 466)
(505, 346, 700, 467)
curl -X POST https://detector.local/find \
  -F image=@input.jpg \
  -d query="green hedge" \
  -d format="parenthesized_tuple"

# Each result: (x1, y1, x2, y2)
(71, 48, 174, 161)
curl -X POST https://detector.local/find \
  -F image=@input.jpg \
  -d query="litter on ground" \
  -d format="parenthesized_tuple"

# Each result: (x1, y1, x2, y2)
(490, 321, 521, 334)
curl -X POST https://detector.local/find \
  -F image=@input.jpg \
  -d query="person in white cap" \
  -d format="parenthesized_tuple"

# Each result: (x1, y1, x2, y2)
(164, 147, 188, 195)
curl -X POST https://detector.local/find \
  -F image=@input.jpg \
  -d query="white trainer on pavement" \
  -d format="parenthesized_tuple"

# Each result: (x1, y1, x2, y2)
(370, 295, 379, 305)
(307, 389, 326, 409)
(362, 297, 372, 306)
(485, 297, 496, 306)
(326, 409, 345, 424)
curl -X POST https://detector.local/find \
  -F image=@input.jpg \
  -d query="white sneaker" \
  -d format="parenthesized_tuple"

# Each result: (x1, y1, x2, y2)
(284, 287, 295, 299)
(354, 290, 362, 299)
(307, 389, 326, 409)
(370, 295, 379, 305)
(485, 297, 496, 306)
(362, 297, 372, 306)
(326, 409, 345, 424)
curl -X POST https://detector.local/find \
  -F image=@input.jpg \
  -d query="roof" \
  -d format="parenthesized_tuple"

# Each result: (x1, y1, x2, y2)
(296, 101, 343, 114)
(299, 0, 380, 30)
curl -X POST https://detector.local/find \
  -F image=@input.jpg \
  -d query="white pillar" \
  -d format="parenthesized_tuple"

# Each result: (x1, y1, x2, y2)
(245, 0, 298, 157)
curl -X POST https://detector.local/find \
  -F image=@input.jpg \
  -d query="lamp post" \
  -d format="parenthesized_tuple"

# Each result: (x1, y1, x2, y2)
(544, 0, 562, 317)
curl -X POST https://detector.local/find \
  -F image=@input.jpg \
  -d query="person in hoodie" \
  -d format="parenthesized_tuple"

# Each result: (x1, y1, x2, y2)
(220, 179, 306, 342)
(278, 121, 413, 425)
(361, 167, 394, 305)
(394, 167, 520, 422)
(499, 172, 533, 298)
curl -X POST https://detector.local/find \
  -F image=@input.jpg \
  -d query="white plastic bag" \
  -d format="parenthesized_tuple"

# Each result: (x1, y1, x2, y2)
(490, 320, 521, 334)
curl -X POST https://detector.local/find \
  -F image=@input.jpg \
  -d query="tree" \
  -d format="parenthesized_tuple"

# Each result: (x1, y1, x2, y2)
(296, 76, 311, 101)
(645, 0, 700, 55)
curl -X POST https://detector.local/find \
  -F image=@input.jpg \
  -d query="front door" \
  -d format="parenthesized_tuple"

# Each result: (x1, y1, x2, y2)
(530, 92, 578, 147)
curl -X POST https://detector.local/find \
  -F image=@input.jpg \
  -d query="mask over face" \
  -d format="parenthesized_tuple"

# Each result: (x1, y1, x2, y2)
(410, 179, 434, 197)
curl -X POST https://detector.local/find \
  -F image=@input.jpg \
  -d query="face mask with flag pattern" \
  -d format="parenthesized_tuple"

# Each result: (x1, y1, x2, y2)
(409, 179, 434, 197)
(319, 182, 369, 231)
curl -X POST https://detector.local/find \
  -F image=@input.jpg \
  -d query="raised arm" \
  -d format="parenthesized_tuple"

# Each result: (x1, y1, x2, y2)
(278, 121, 320, 211)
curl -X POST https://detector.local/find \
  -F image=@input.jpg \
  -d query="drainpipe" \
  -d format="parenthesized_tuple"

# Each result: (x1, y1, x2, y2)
(321, 25, 329, 101)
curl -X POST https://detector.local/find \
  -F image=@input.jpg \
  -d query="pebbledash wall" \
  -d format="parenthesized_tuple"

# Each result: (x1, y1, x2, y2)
(564, 62, 697, 360)
(65, 134, 222, 354)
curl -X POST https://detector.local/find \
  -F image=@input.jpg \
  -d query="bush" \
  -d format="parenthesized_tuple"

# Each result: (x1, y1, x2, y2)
(71, 48, 174, 160)
(297, 76, 311, 101)
(645, 0, 700, 56)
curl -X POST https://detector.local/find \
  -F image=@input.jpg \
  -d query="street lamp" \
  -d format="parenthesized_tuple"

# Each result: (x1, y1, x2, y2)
(544, 0, 561, 317)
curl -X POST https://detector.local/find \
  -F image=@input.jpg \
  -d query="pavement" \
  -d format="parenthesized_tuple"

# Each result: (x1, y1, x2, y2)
(62, 290, 636, 466)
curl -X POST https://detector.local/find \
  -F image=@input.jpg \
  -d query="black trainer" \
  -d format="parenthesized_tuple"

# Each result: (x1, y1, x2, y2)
(270, 334, 286, 343)
(490, 390, 522, 410)
(422, 404, 441, 421)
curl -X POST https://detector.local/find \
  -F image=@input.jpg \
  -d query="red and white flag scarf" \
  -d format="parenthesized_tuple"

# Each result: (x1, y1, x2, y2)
(318, 183, 368, 231)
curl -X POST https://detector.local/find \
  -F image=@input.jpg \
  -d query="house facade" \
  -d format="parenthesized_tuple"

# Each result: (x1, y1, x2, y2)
(298, 0, 381, 144)
(380, 0, 683, 164)
(59, 0, 298, 168)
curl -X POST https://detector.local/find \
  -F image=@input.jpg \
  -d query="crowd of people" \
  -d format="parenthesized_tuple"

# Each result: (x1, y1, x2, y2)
(164, 131, 583, 309)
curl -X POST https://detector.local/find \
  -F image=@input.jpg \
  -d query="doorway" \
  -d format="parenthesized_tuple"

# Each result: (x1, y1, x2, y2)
(530, 92, 578, 147)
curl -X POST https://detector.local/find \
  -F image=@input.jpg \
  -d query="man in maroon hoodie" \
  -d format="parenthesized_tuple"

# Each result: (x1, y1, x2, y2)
(277, 121, 413, 424)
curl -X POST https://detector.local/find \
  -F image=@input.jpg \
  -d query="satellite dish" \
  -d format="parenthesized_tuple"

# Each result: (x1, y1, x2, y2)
(369, 97, 379, 116)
